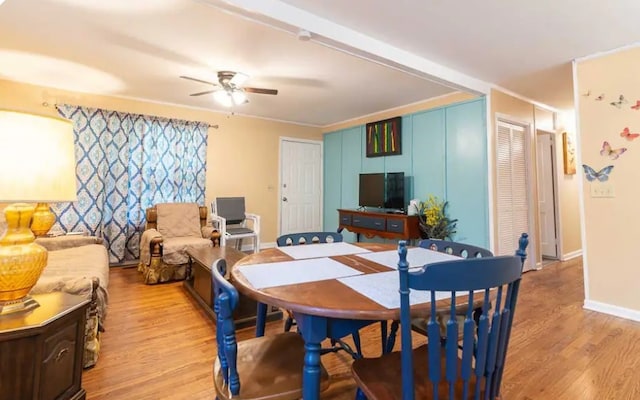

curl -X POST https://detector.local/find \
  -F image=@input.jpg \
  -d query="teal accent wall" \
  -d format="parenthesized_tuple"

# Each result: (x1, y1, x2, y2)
(323, 97, 488, 248)
(323, 132, 342, 232)
(340, 127, 362, 242)
(444, 100, 488, 246)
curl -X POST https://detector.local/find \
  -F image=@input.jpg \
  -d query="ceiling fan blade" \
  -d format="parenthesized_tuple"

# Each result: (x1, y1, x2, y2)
(180, 75, 217, 86)
(229, 72, 249, 87)
(190, 90, 217, 97)
(244, 87, 278, 95)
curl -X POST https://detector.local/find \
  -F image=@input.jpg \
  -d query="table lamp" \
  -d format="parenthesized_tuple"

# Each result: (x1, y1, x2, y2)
(0, 110, 77, 315)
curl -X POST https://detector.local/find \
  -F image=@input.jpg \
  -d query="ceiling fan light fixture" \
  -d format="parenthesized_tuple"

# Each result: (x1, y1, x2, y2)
(213, 88, 248, 107)
(231, 89, 248, 105)
(213, 89, 233, 107)
(228, 72, 249, 87)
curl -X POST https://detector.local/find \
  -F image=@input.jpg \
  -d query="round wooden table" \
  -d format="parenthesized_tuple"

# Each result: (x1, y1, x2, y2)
(232, 242, 433, 400)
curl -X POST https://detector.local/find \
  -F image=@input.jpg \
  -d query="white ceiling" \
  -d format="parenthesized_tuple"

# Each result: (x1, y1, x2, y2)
(1, 0, 639, 126)
(278, 0, 640, 110)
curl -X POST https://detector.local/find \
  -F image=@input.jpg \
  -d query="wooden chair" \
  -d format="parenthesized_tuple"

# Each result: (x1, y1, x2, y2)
(351, 241, 525, 399)
(211, 257, 329, 400)
(276, 231, 343, 246)
(272, 231, 363, 358)
(276, 232, 345, 331)
(410, 239, 494, 339)
(418, 239, 494, 259)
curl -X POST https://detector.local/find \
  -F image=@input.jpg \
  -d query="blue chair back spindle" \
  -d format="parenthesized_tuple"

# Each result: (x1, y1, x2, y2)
(276, 232, 343, 247)
(397, 240, 524, 400)
(211, 258, 241, 396)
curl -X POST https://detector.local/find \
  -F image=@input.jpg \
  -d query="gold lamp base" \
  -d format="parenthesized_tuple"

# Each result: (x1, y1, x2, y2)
(0, 295, 39, 315)
(0, 203, 48, 315)
(30, 202, 56, 236)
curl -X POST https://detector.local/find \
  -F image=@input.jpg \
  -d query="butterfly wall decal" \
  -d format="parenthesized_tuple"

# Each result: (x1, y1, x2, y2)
(631, 100, 640, 110)
(600, 141, 627, 159)
(620, 127, 640, 141)
(582, 90, 591, 97)
(595, 94, 605, 101)
(582, 164, 614, 182)
(610, 94, 627, 108)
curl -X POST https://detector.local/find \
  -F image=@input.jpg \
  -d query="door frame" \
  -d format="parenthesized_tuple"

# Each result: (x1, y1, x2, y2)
(495, 114, 538, 271)
(278, 136, 324, 237)
(535, 129, 562, 261)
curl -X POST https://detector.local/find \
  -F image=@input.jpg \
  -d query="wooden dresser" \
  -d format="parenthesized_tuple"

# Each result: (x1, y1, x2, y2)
(338, 208, 421, 241)
(0, 292, 89, 400)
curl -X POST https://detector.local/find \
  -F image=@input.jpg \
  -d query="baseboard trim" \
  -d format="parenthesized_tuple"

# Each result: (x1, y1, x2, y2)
(583, 300, 640, 322)
(561, 249, 582, 261)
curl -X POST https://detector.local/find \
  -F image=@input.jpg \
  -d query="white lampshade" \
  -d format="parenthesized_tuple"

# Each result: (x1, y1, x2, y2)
(213, 90, 233, 107)
(231, 90, 248, 105)
(0, 111, 77, 203)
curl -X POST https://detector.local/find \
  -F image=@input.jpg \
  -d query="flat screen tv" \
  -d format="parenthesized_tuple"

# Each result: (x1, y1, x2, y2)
(358, 173, 385, 208)
(385, 172, 405, 210)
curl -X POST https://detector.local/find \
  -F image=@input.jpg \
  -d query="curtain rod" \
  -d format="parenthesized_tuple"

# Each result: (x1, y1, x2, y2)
(41, 101, 219, 129)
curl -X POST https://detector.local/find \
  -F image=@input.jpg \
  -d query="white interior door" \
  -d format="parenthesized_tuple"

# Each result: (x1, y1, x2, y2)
(279, 138, 322, 235)
(536, 132, 559, 259)
(496, 120, 533, 271)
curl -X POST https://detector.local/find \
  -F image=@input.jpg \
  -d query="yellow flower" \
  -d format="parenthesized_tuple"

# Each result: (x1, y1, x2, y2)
(418, 195, 457, 240)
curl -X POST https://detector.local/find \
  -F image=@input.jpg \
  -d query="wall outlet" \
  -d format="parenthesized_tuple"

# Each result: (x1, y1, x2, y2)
(590, 182, 615, 198)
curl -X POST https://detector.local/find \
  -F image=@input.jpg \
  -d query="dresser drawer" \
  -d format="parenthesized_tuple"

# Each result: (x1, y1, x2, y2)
(339, 214, 352, 225)
(41, 322, 78, 400)
(352, 216, 386, 231)
(386, 219, 406, 233)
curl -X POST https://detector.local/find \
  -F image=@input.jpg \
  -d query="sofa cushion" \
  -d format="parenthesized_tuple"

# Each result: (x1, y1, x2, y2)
(161, 236, 212, 265)
(31, 243, 109, 320)
(156, 203, 202, 238)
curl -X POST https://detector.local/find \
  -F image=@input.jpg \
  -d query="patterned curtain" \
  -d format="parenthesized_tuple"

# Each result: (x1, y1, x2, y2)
(52, 105, 208, 263)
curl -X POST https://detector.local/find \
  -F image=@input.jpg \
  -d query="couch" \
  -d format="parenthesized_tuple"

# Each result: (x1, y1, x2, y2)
(31, 235, 109, 368)
(138, 203, 216, 284)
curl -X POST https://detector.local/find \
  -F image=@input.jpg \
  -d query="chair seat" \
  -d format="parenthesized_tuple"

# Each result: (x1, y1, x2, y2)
(214, 332, 330, 400)
(161, 236, 212, 265)
(226, 227, 255, 236)
(352, 345, 483, 400)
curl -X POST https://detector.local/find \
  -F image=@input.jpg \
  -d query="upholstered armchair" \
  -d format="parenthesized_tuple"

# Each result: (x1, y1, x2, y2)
(138, 203, 216, 284)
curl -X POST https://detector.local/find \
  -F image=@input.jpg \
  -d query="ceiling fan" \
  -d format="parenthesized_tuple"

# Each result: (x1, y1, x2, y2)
(180, 71, 278, 107)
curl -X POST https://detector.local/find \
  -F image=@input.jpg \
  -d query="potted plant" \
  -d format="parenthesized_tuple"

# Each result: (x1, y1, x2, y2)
(417, 195, 458, 240)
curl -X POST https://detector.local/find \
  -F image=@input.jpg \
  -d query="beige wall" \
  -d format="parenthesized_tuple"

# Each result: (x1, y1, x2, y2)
(490, 89, 582, 263)
(555, 112, 582, 253)
(321, 92, 477, 133)
(576, 47, 640, 311)
(0, 79, 322, 243)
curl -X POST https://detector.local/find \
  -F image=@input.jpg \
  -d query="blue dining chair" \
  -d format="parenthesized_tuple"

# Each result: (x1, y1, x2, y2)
(276, 231, 343, 247)
(276, 232, 345, 332)
(211, 257, 329, 400)
(351, 240, 525, 399)
(411, 239, 495, 338)
(382, 235, 528, 356)
(271, 231, 363, 358)
(418, 238, 494, 258)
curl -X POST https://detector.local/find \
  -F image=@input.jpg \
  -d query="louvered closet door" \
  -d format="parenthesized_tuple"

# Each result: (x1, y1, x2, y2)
(496, 121, 530, 269)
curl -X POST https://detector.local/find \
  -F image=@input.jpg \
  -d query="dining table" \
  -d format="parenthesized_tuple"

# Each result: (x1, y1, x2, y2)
(231, 241, 462, 400)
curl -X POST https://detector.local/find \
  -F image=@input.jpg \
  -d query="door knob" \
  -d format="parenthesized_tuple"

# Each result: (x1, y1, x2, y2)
(282, 197, 288, 202)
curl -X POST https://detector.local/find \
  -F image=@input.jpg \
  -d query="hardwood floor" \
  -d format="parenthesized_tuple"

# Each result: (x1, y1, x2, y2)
(83, 258, 640, 399)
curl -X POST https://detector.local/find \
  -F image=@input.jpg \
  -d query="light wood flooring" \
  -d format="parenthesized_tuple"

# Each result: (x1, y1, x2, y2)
(83, 258, 640, 399)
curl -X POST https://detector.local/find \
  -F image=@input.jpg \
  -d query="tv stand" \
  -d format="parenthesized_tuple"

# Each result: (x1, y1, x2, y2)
(338, 209, 420, 241)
